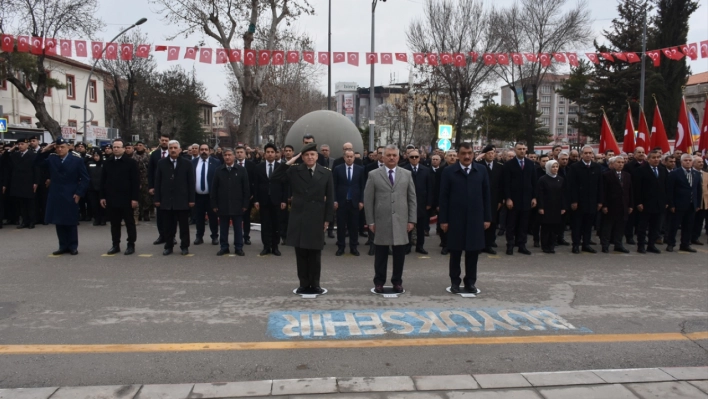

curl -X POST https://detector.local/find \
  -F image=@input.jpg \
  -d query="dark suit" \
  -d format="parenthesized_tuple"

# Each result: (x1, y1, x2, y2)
(332, 156, 363, 170)
(403, 163, 434, 250)
(333, 163, 365, 250)
(253, 161, 287, 251)
(211, 163, 250, 250)
(2, 150, 39, 227)
(502, 157, 536, 249)
(192, 156, 222, 241)
(600, 170, 633, 249)
(666, 167, 702, 247)
(154, 157, 196, 250)
(235, 158, 256, 241)
(148, 147, 170, 237)
(100, 156, 140, 247)
(633, 163, 668, 249)
(567, 160, 603, 247)
(478, 160, 504, 249)
(623, 159, 645, 241)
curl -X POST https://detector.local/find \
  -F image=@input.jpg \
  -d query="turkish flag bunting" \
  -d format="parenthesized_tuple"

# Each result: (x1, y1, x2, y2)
(31, 37, 43, 55)
(701, 41, 708, 58)
(318, 51, 329, 65)
(599, 113, 621, 155)
(184, 47, 197, 60)
(523, 53, 537, 62)
(17, 36, 30, 52)
(105, 43, 118, 60)
(586, 53, 599, 64)
(651, 103, 670, 153)
(511, 53, 524, 65)
(468, 52, 479, 62)
(286, 51, 299, 64)
(426, 53, 438, 66)
(91, 41, 103, 59)
(539, 53, 551, 67)
(496, 53, 509, 65)
(244, 49, 256, 65)
(59, 39, 72, 56)
(675, 96, 694, 154)
(646, 50, 661, 66)
(698, 99, 708, 154)
(599, 52, 614, 62)
(227, 49, 241, 62)
(552, 53, 566, 63)
(1, 34, 13, 52)
(167, 46, 180, 61)
(44, 38, 57, 56)
(440, 53, 452, 65)
(199, 48, 213, 64)
(626, 52, 640, 63)
(333, 52, 345, 63)
(395, 53, 408, 62)
(74, 40, 86, 57)
(120, 43, 133, 61)
(412, 53, 425, 64)
(154, 45, 167, 51)
(272, 50, 285, 65)
(381, 53, 393, 64)
(302, 51, 315, 64)
(215, 49, 229, 64)
(636, 106, 649, 149)
(622, 107, 636, 154)
(567, 52, 579, 67)
(612, 52, 627, 62)
(366, 52, 379, 64)
(680, 43, 697, 60)
(346, 52, 358, 66)
(453, 53, 466, 67)
(482, 53, 496, 66)
(136, 44, 150, 58)
(258, 50, 271, 66)
(662, 47, 683, 60)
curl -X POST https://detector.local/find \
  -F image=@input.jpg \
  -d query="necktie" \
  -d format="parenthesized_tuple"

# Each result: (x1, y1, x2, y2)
(653, 167, 658, 178)
(413, 166, 417, 176)
(227, 166, 232, 172)
(586, 163, 590, 168)
(239, 161, 243, 167)
(465, 167, 470, 174)
(347, 167, 352, 200)
(309, 168, 314, 177)
(200, 159, 206, 192)
(520, 159, 524, 170)
(162, 151, 166, 159)
(686, 170, 692, 187)
(487, 163, 492, 171)
(173, 160, 177, 169)
(268, 163, 272, 178)
(389, 169, 394, 186)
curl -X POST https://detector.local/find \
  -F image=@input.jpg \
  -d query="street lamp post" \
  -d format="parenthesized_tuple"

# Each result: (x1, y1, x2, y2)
(369, 0, 385, 152)
(81, 17, 147, 144)
(327, 0, 332, 110)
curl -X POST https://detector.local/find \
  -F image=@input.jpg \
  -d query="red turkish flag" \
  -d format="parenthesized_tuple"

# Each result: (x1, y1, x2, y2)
(395, 53, 407, 62)
(611, 52, 627, 62)
(30, 37, 43, 55)
(453, 53, 466, 67)
(511, 53, 524, 65)
(286, 51, 299, 63)
(567, 52, 579, 67)
(44, 38, 57, 55)
(17, 36, 30, 52)
(120, 43, 133, 61)
(136, 44, 150, 58)
(662, 47, 683, 60)
(586, 53, 599, 64)
(412, 53, 425, 64)
(229, 49, 242, 62)
(91, 41, 103, 59)
(646, 50, 661, 67)
(215, 49, 229, 64)
(74, 40, 86, 57)
(366, 52, 379, 64)
(199, 48, 213, 64)
(426, 53, 438, 66)
(701, 41, 708, 58)
(272, 50, 285, 65)
(622, 107, 636, 154)
(651, 103, 670, 153)
(698, 100, 708, 154)
(482, 53, 496, 66)
(167, 46, 180, 61)
(333, 52, 345, 63)
(154, 45, 167, 51)
(636, 107, 650, 149)
(599, 113, 621, 155)
(626, 52, 640, 63)
(539, 53, 551, 67)
(258, 50, 271, 66)
(680, 43, 698, 60)
(675, 96, 694, 154)
(381, 53, 393, 64)
(105, 42, 118, 60)
(346, 52, 358, 66)
(1, 34, 13, 52)
(440, 53, 452, 65)
(302, 51, 315, 64)
(599, 52, 614, 62)
(496, 53, 509, 65)
(552, 53, 566, 63)
(184, 47, 197, 60)
(523, 53, 537, 62)
(243, 49, 256, 65)
(468, 52, 479, 62)
(318, 51, 329, 65)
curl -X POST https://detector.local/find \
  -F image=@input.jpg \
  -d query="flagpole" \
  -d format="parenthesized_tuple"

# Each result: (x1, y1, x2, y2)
(639, 6, 647, 109)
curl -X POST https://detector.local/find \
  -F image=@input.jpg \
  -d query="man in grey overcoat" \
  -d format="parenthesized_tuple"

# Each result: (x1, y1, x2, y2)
(364, 144, 417, 293)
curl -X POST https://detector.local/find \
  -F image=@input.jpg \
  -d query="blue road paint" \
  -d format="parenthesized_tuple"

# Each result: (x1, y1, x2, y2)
(267, 307, 590, 339)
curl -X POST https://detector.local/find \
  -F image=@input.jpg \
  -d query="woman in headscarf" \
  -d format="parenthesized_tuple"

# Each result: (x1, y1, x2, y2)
(536, 160, 566, 253)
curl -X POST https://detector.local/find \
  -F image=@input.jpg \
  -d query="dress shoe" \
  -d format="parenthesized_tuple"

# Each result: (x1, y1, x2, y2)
(542, 248, 555, 254)
(589, 240, 598, 245)
(637, 246, 647, 254)
(557, 239, 570, 246)
(212, 238, 219, 245)
(327, 231, 335, 238)
(359, 231, 368, 237)
(52, 249, 67, 256)
(533, 241, 540, 248)
(16, 224, 25, 229)
(28, 224, 35, 229)
(572, 246, 580, 254)
(415, 248, 428, 255)
(655, 238, 664, 245)
(679, 245, 697, 253)
(601, 247, 609, 253)
(691, 240, 704, 246)
(506, 247, 513, 255)
(491, 242, 498, 247)
(350, 248, 360, 256)
(497, 229, 505, 236)
(194, 237, 204, 245)
(374, 285, 384, 293)
(647, 246, 661, 254)
(626, 238, 637, 245)
(295, 286, 308, 294)
(107, 246, 121, 255)
(217, 248, 230, 256)
(124, 246, 135, 255)
(335, 248, 345, 256)
(259, 248, 271, 256)
(272, 248, 281, 256)
(69, 249, 78, 255)
(311, 287, 325, 295)
(666, 245, 674, 252)
(441, 247, 449, 255)
(153, 236, 166, 245)
(465, 285, 478, 294)
(450, 285, 461, 294)
(244, 238, 251, 245)
(581, 246, 597, 254)
(393, 284, 404, 293)
(181, 248, 189, 255)
(518, 246, 532, 255)
(482, 247, 497, 255)
(100, 221, 106, 226)
(93, 220, 100, 226)
(234, 249, 245, 256)
(163, 248, 173, 256)
(368, 246, 376, 256)
(614, 246, 629, 254)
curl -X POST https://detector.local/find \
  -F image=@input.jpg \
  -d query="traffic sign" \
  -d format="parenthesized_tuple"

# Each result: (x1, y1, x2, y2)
(437, 138, 451, 151)
(438, 124, 453, 139)
(0, 118, 7, 133)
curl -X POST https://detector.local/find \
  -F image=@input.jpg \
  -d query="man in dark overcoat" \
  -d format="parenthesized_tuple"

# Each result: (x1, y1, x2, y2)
(476, 145, 504, 254)
(666, 154, 702, 253)
(567, 145, 603, 254)
(502, 142, 536, 255)
(148, 133, 171, 245)
(2, 138, 39, 228)
(632, 149, 668, 253)
(600, 156, 633, 253)
(402, 149, 434, 254)
(211, 148, 250, 256)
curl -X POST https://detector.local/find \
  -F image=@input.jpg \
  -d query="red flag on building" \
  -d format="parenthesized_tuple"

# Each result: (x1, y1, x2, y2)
(105, 42, 118, 60)
(600, 111, 621, 155)
(74, 40, 86, 57)
(646, 50, 661, 66)
(136, 44, 150, 58)
(333, 52, 345, 63)
(272, 50, 285, 65)
(44, 38, 58, 55)
(30, 37, 43, 55)
(413, 53, 425, 64)
(622, 107, 636, 154)
(60, 39, 72, 57)
(17, 36, 30, 52)
(167, 46, 180, 61)
(586, 53, 599, 64)
(302, 51, 315, 64)
(346, 52, 358, 66)
(651, 102, 670, 153)
(120, 43, 133, 61)
(636, 106, 650, 150)
(698, 100, 708, 155)
(199, 48, 212, 64)
(674, 96, 694, 154)
(91, 41, 103, 59)
(567, 53, 579, 67)
(395, 53, 408, 62)
(1, 34, 13, 52)
(380, 53, 393, 64)
(286, 51, 299, 64)
(318, 51, 329, 65)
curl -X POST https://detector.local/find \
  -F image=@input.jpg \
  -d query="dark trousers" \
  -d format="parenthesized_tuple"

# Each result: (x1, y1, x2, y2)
(409, 210, 427, 249)
(243, 203, 252, 240)
(637, 211, 663, 248)
(360, 207, 368, 235)
(295, 247, 322, 288)
(107, 206, 137, 246)
(55, 224, 78, 251)
(35, 185, 47, 224)
(600, 215, 625, 248)
(373, 244, 406, 286)
(571, 211, 596, 246)
(195, 194, 218, 239)
(692, 209, 706, 241)
(0, 192, 3, 226)
(506, 208, 530, 247)
(260, 202, 280, 250)
(530, 209, 541, 243)
(163, 209, 190, 249)
(541, 223, 564, 251)
(15, 197, 35, 226)
(449, 250, 479, 287)
(279, 207, 289, 241)
(155, 206, 165, 237)
(484, 222, 498, 249)
(667, 208, 696, 247)
(336, 201, 360, 249)
(78, 197, 88, 219)
(87, 191, 105, 223)
(219, 215, 243, 250)
(625, 212, 637, 242)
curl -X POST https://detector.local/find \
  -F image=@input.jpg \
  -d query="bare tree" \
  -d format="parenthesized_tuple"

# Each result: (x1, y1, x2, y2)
(407, 0, 500, 149)
(149, 0, 314, 145)
(489, 0, 591, 151)
(0, 0, 102, 138)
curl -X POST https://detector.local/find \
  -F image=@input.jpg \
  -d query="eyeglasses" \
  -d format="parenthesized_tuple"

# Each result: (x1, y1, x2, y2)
(409, 156, 419, 159)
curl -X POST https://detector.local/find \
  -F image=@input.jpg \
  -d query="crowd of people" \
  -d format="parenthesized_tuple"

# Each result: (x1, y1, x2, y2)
(1, 134, 706, 295)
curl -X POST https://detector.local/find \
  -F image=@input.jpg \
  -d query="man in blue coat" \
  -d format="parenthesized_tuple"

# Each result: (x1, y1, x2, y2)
(192, 143, 221, 245)
(666, 154, 702, 253)
(332, 149, 365, 256)
(438, 143, 491, 294)
(36, 137, 90, 255)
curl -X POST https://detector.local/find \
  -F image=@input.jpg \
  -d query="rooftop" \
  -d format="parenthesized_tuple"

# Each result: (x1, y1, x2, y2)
(686, 71, 708, 86)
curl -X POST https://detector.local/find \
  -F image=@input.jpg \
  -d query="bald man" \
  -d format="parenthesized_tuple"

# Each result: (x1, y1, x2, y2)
(332, 142, 364, 169)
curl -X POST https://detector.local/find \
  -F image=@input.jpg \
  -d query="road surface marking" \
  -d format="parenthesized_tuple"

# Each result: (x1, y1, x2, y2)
(138, 254, 152, 257)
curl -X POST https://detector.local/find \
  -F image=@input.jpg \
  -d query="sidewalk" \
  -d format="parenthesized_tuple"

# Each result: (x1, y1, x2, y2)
(1, 367, 706, 398)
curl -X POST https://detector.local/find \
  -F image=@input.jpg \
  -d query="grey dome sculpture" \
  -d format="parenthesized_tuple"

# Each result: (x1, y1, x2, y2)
(284, 110, 364, 160)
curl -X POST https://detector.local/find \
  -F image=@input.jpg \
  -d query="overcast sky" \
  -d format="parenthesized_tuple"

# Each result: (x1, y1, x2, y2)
(95, 0, 708, 110)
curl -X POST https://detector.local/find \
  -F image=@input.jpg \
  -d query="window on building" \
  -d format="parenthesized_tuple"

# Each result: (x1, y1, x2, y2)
(558, 97, 565, 104)
(541, 96, 551, 103)
(541, 85, 551, 94)
(558, 107, 564, 115)
(68, 120, 77, 127)
(558, 118, 564, 126)
(541, 107, 550, 114)
(569, 106, 578, 114)
(66, 75, 75, 99)
(20, 116, 32, 125)
(541, 117, 550, 126)
(89, 80, 97, 102)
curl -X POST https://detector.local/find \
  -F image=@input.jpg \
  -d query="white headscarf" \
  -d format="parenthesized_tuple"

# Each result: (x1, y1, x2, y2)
(545, 160, 559, 178)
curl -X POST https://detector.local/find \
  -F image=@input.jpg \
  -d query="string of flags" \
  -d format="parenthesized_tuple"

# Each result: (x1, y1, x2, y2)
(1, 34, 707, 67)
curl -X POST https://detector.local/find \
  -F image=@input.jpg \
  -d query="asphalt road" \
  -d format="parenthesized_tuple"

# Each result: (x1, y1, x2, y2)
(0, 221, 706, 388)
